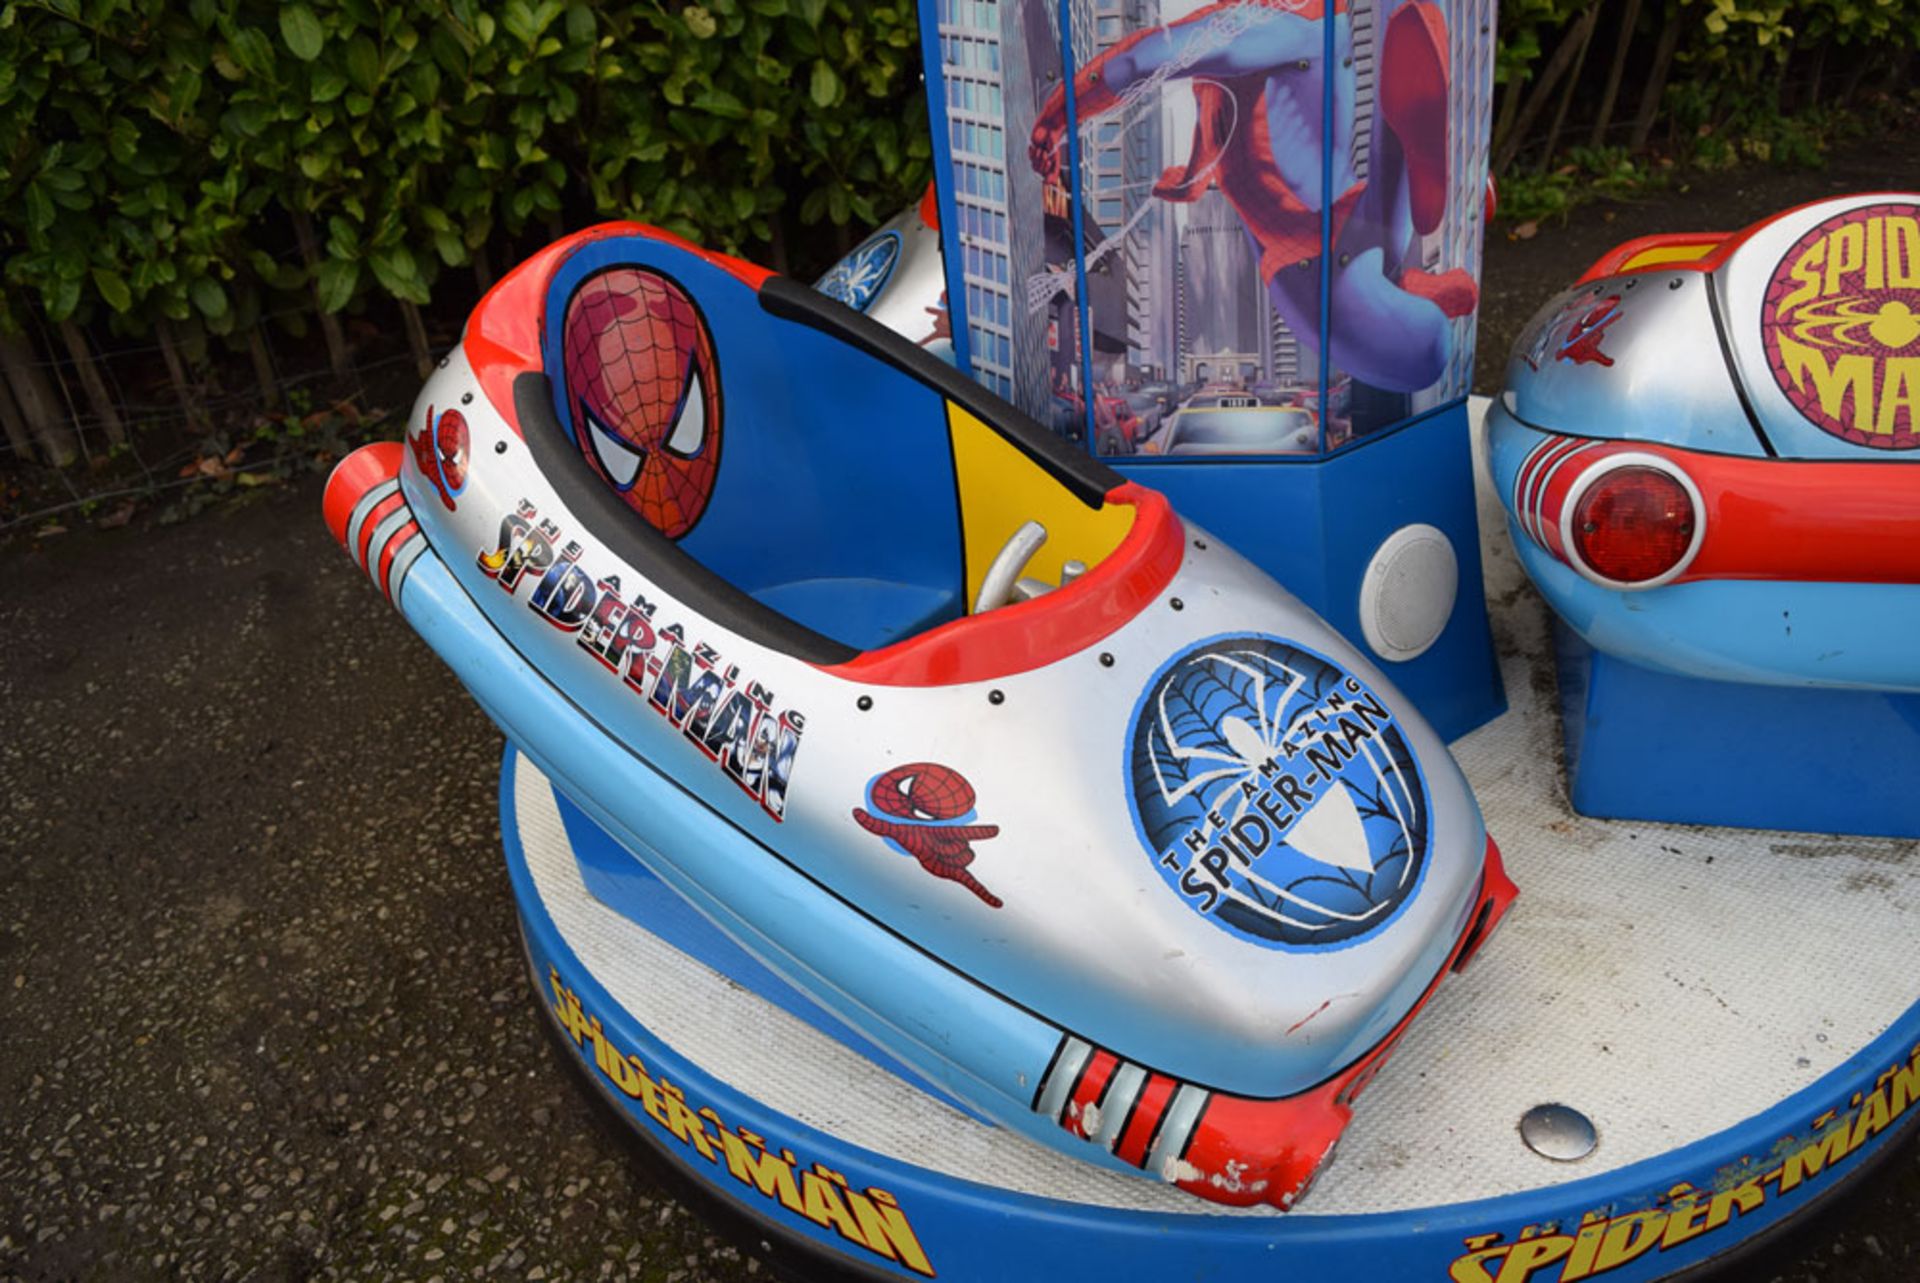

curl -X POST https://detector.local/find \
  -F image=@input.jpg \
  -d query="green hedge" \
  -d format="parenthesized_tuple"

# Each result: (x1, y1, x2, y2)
(0, 0, 931, 344)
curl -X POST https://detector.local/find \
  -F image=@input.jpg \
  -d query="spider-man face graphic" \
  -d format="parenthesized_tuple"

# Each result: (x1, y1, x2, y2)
(562, 267, 722, 538)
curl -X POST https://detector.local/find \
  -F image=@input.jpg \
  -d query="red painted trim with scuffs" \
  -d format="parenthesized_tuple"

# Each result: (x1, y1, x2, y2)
(1114, 1073, 1178, 1167)
(1171, 835, 1517, 1211)
(1065, 1051, 1121, 1141)
(1577, 189, 1920, 284)
(1576, 232, 1731, 284)
(353, 491, 408, 571)
(820, 482, 1187, 686)
(375, 518, 421, 601)
(1517, 435, 1920, 585)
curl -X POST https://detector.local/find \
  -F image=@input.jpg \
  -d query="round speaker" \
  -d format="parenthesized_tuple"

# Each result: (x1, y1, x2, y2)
(1359, 524, 1458, 663)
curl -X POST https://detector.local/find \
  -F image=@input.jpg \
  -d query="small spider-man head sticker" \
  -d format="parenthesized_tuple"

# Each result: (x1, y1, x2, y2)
(409, 404, 469, 510)
(852, 763, 1003, 908)
(562, 267, 723, 537)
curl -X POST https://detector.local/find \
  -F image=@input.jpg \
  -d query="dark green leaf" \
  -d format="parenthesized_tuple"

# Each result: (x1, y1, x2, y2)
(91, 267, 133, 313)
(280, 6, 325, 61)
(315, 258, 359, 312)
(809, 60, 838, 108)
(191, 277, 229, 319)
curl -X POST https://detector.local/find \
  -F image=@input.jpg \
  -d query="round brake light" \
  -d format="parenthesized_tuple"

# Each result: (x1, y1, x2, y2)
(1569, 464, 1698, 586)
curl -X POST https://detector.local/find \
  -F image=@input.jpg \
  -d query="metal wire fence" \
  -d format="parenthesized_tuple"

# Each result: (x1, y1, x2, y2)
(0, 292, 460, 534)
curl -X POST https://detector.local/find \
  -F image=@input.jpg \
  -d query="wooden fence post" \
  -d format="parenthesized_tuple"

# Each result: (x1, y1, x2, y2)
(0, 369, 36, 462)
(0, 331, 78, 467)
(292, 209, 354, 383)
(1589, 0, 1647, 150)
(56, 319, 127, 447)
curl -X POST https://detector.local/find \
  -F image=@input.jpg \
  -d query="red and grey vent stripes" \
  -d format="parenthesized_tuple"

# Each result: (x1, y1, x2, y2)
(1033, 1036, 1210, 1176)
(1512, 434, 1601, 556)
(344, 477, 426, 604)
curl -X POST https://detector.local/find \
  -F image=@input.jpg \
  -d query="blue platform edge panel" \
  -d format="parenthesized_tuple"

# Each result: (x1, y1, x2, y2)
(557, 785, 989, 1121)
(503, 742, 1920, 1282)
(1556, 624, 1920, 839)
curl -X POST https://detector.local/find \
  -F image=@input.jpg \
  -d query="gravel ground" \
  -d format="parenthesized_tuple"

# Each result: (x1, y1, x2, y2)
(5, 138, 1920, 1281)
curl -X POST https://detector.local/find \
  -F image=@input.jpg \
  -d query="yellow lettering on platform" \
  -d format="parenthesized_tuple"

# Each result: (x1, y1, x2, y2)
(1703, 1176, 1765, 1231)
(1589, 1209, 1667, 1274)
(799, 1170, 868, 1245)
(1447, 1243, 1508, 1283)
(846, 1187, 936, 1278)
(1559, 1214, 1611, 1281)
(1661, 1197, 1711, 1250)
(1851, 1084, 1893, 1149)
(718, 1129, 804, 1213)
(1887, 1050, 1920, 1116)
(1492, 1233, 1573, 1283)
(1777, 1121, 1857, 1193)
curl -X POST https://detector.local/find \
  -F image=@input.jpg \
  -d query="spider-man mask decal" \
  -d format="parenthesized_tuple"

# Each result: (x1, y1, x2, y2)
(561, 266, 723, 539)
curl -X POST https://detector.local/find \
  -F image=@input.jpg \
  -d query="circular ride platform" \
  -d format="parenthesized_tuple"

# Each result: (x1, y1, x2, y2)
(499, 413, 1920, 1282)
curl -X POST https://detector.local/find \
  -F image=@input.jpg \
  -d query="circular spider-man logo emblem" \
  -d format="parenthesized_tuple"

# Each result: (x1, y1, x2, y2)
(1126, 635, 1431, 951)
(1759, 201, 1920, 450)
(817, 232, 901, 313)
(562, 267, 724, 537)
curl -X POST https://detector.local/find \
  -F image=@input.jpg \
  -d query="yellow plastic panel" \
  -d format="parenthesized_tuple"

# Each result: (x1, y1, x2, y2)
(1621, 241, 1722, 271)
(947, 402, 1132, 611)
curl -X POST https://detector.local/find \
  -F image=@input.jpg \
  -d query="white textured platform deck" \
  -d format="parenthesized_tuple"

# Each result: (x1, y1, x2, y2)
(514, 401, 1920, 1216)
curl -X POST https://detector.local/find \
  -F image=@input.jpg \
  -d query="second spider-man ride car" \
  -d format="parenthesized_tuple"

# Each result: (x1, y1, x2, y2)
(324, 222, 1515, 1212)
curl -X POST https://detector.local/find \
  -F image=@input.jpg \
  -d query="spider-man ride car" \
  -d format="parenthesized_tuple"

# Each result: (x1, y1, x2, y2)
(1488, 193, 1920, 692)
(325, 222, 1514, 1213)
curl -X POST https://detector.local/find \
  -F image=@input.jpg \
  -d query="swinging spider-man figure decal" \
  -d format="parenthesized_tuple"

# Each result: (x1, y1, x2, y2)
(409, 404, 469, 510)
(1030, 0, 1476, 394)
(561, 266, 723, 539)
(853, 763, 1004, 908)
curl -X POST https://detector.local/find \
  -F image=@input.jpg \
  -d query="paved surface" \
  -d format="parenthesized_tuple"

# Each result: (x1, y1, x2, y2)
(6, 147, 1920, 1279)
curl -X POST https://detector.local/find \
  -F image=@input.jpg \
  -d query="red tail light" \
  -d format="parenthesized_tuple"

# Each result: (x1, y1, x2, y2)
(1566, 461, 1702, 588)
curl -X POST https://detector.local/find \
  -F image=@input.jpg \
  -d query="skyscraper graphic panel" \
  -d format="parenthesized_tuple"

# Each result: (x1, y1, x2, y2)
(921, 0, 1495, 457)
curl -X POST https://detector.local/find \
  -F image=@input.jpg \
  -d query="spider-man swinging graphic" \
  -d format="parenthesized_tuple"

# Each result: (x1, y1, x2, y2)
(853, 763, 1004, 908)
(1030, 0, 1476, 394)
(562, 266, 723, 539)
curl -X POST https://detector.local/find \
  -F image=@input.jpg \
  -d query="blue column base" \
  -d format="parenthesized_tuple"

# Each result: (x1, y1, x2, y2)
(1556, 623, 1920, 838)
(1115, 404, 1505, 742)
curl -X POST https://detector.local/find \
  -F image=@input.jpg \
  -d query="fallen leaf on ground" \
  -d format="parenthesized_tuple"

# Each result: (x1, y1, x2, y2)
(1512, 220, 1540, 241)
(96, 500, 137, 529)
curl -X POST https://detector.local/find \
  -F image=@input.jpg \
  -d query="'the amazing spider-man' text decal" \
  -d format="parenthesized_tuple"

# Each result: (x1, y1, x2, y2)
(478, 498, 803, 821)
(1126, 636, 1431, 951)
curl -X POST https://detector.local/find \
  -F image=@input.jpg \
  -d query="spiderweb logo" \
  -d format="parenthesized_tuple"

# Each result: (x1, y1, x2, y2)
(1126, 636, 1430, 950)
(818, 232, 902, 314)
